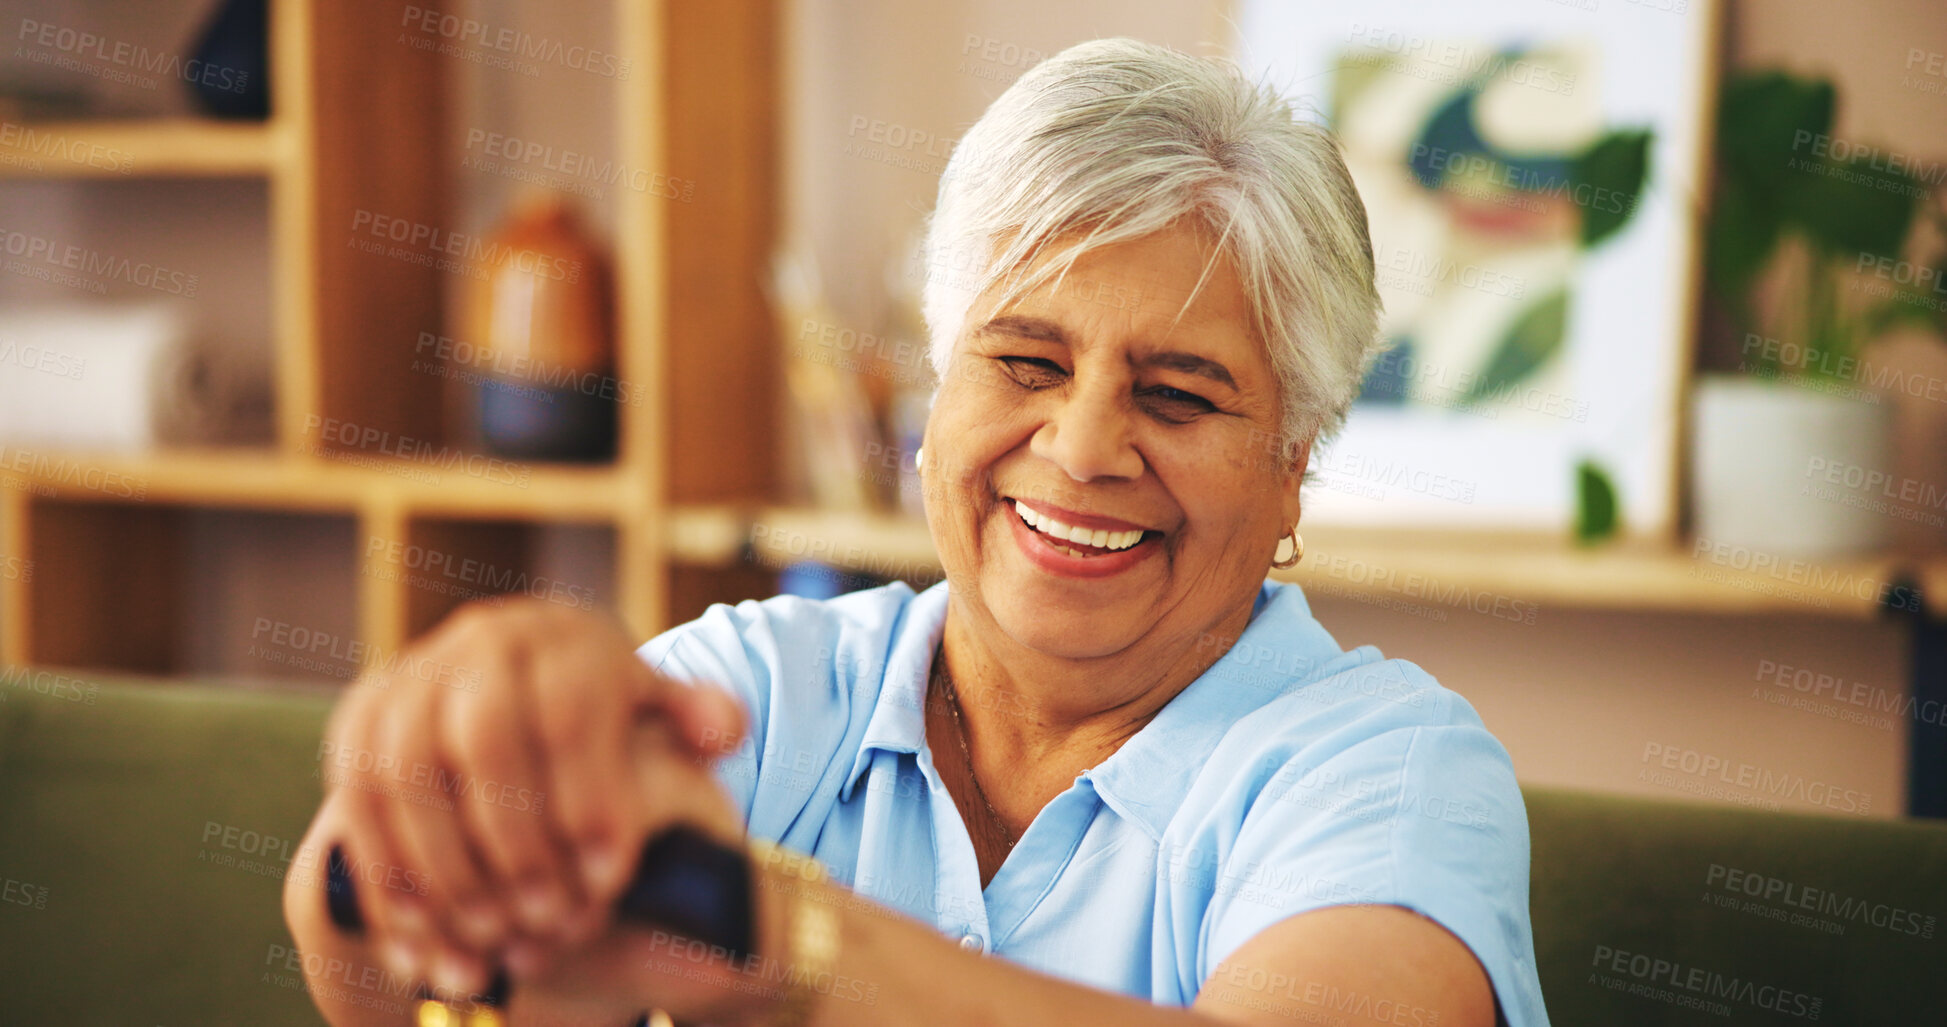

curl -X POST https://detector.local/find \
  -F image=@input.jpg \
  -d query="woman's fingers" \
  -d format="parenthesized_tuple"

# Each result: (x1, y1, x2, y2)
(526, 632, 651, 929)
(431, 611, 581, 946)
(623, 637, 748, 758)
(320, 626, 490, 988)
(308, 598, 757, 1008)
(629, 717, 747, 848)
(674, 679, 750, 761)
(283, 791, 427, 1026)
(510, 737, 756, 1024)
(327, 703, 434, 980)
(367, 672, 480, 987)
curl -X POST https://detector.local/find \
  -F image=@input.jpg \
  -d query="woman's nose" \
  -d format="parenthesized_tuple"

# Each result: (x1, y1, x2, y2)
(1029, 386, 1143, 482)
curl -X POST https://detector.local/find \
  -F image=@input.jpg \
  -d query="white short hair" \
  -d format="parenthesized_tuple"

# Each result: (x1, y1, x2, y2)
(922, 37, 1381, 446)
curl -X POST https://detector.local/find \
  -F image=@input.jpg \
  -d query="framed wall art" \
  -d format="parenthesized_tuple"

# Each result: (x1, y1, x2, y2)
(1236, 0, 1719, 534)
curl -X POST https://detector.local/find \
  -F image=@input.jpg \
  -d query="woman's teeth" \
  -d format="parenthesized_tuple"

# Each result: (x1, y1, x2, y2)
(1012, 500, 1146, 553)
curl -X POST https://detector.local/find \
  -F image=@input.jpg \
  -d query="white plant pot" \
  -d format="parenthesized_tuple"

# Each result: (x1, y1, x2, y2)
(1691, 376, 1893, 558)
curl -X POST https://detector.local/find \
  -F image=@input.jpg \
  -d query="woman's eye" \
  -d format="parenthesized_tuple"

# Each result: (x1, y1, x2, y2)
(1141, 385, 1215, 418)
(999, 356, 1066, 388)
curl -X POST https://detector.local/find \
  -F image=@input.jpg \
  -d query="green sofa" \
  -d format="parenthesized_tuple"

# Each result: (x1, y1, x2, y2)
(3, 677, 1942, 1024)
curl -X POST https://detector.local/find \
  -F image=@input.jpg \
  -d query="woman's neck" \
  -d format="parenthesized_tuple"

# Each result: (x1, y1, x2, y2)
(936, 592, 1258, 773)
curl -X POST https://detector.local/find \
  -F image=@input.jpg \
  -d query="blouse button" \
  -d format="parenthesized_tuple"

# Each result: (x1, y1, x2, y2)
(958, 932, 987, 953)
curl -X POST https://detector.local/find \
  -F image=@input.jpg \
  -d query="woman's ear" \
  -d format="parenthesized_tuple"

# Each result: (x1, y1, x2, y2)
(1281, 435, 1313, 529)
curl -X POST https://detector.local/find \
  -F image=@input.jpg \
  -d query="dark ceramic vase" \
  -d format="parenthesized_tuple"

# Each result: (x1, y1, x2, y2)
(478, 381, 617, 461)
(184, 0, 270, 119)
(464, 197, 619, 462)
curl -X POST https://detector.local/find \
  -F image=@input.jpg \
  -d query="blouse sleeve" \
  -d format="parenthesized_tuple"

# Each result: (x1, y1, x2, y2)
(1198, 704, 1546, 1026)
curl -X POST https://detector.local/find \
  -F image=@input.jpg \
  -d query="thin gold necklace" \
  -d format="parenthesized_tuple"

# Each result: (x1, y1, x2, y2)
(931, 650, 1017, 850)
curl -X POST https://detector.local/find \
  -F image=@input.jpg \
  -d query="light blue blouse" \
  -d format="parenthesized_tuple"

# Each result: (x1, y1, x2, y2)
(638, 579, 1550, 1026)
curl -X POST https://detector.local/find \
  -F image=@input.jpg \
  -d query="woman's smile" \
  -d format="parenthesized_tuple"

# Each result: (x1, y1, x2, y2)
(1003, 495, 1163, 578)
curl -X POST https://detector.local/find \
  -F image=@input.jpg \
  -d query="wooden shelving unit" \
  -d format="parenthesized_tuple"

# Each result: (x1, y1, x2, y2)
(0, 450, 632, 518)
(666, 506, 1919, 621)
(0, 118, 288, 178)
(0, 0, 781, 679)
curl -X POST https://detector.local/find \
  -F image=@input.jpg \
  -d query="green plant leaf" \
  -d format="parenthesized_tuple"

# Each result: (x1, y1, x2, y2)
(1465, 288, 1570, 403)
(1705, 67, 1940, 379)
(1779, 153, 1920, 259)
(1705, 172, 1780, 314)
(1705, 69, 1830, 336)
(1574, 130, 1653, 247)
(1717, 71, 1833, 200)
(1575, 460, 1619, 543)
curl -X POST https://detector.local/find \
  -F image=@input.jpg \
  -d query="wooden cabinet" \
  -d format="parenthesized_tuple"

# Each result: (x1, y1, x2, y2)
(0, 0, 780, 679)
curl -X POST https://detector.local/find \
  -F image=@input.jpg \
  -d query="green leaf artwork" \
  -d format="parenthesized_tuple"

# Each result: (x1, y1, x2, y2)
(1573, 130, 1653, 247)
(1341, 44, 1653, 409)
(1466, 289, 1570, 404)
(1575, 459, 1619, 544)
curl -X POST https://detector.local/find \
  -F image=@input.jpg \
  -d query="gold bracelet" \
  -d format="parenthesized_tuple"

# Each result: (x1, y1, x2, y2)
(413, 999, 502, 1027)
(748, 838, 841, 1027)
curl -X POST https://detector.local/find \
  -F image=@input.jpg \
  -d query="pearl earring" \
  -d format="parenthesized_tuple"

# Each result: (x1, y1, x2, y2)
(915, 446, 925, 471)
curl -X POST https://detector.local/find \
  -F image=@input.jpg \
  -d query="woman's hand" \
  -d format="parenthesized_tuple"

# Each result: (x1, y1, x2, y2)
(287, 598, 749, 1009)
(505, 730, 775, 1027)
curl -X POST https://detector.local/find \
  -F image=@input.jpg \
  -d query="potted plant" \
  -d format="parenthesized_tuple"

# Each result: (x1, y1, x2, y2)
(1694, 69, 1944, 557)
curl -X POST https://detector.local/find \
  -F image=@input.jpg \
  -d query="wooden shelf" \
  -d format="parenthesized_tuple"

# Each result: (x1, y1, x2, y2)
(1281, 528, 1905, 621)
(665, 506, 1913, 621)
(0, 448, 639, 520)
(0, 119, 287, 178)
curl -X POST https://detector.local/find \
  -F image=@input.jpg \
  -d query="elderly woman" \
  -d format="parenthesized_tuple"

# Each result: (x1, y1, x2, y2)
(286, 38, 1548, 1027)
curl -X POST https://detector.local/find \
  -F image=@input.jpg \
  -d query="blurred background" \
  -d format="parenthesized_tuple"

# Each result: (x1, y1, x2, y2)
(0, 0, 1943, 828)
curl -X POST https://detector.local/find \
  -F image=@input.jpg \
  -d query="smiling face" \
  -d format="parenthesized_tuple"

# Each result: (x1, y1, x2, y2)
(922, 222, 1309, 662)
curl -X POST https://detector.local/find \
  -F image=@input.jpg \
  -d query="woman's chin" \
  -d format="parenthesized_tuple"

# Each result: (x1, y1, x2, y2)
(987, 598, 1145, 660)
